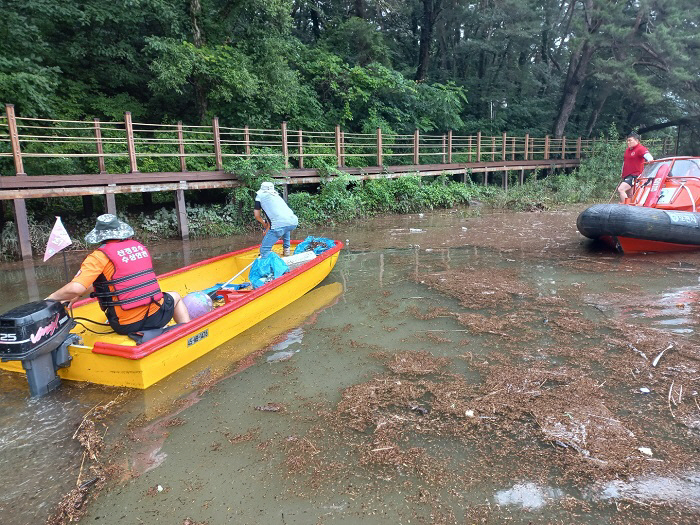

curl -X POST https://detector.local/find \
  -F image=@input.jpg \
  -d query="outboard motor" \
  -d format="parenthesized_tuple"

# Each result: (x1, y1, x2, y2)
(0, 300, 79, 397)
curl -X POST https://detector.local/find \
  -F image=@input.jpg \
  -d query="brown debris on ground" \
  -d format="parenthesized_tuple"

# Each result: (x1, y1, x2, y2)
(379, 350, 451, 376)
(223, 428, 259, 444)
(46, 394, 126, 525)
(418, 268, 535, 309)
(163, 417, 186, 428)
(529, 378, 639, 470)
(278, 263, 700, 521)
(406, 305, 453, 320)
(255, 402, 286, 412)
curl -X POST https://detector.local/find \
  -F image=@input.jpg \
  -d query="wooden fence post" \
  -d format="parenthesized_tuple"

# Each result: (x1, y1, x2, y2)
(106, 184, 117, 215)
(97, 118, 116, 215)
(6, 104, 25, 175)
(442, 134, 447, 163)
(377, 128, 383, 167)
(94, 118, 106, 174)
(413, 129, 419, 165)
(524, 133, 530, 160)
(335, 125, 342, 168)
(298, 129, 304, 168)
(340, 130, 345, 167)
(13, 198, 32, 260)
(544, 135, 550, 160)
(6, 104, 32, 259)
(175, 181, 189, 241)
(576, 137, 582, 159)
(281, 121, 289, 169)
(177, 121, 187, 172)
(124, 111, 139, 173)
(561, 136, 566, 160)
(501, 133, 507, 189)
(491, 136, 496, 161)
(476, 132, 482, 162)
(468, 135, 473, 162)
(173, 120, 188, 235)
(212, 117, 222, 170)
(447, 130, 453, 163)
(511, 136, 515, 161)
(244, 125, 251, 156)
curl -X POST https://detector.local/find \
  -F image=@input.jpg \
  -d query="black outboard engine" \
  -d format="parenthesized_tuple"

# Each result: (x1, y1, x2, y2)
(0, 300, 79, 397)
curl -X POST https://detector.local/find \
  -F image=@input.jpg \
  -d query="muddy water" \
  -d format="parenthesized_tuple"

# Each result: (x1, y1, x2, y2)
(2, 206, 700, 524)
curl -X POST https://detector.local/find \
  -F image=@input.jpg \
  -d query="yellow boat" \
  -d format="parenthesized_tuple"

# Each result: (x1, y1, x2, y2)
(0, 240, 342, 393)
(135, 281, 343, 419)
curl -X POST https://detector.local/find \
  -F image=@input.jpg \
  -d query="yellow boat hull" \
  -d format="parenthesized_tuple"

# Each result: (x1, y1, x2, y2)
(0, 241, 342, 389)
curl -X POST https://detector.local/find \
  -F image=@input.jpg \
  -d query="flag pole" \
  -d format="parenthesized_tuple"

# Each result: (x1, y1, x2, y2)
(62, 251, 70, 282)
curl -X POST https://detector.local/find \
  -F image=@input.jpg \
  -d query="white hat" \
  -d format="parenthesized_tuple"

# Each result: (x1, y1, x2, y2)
(257, 181, 279, 196)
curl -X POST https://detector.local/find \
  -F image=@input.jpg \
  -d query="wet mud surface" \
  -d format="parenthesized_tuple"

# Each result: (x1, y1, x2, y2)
(4, 206, 700, 524)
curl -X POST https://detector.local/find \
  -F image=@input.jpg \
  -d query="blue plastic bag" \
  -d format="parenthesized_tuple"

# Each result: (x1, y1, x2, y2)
(293, 236, 335, 255)
(249, 253, 289, 289)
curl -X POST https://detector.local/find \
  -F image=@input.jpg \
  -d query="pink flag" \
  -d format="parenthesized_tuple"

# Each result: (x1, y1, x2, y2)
(44, 216, 72, 262)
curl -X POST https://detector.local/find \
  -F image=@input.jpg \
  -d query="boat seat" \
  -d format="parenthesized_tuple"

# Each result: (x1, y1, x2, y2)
(128, 325, 175, 345)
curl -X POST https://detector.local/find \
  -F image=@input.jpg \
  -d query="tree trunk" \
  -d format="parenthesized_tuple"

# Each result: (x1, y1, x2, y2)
(194, 82, 208, 123)
(354, 0, 365, 18)
(190, 0, 204, 47)
(552, 39, 595, 138)
(416, 0, 441, 81)
(585, 86, 610, 137)
(190, 0, 207, 122)
(310, 1, 321, 40)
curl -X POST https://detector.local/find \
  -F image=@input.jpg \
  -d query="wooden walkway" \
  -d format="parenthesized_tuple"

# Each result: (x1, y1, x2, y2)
(0, 104, 671, 259)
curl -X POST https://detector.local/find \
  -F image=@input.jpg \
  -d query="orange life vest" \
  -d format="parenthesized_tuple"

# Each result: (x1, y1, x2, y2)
(92, 240, 163, 312)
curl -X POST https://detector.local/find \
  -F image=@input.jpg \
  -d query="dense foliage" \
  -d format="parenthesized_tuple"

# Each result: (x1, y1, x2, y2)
(2, 0, 699, 259)
(2, 0, 699, 148)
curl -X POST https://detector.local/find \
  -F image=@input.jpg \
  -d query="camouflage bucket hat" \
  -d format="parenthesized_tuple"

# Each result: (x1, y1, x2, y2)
(84, 214, 134, 244)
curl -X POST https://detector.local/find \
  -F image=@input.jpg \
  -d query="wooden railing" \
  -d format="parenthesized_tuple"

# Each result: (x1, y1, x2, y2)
(0, 104, 673, 259)
(0, 106, 618, 175)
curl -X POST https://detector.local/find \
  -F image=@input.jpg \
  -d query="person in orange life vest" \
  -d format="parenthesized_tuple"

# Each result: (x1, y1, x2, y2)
(47, 214, 190, 335)
(616, 132, 654, 203)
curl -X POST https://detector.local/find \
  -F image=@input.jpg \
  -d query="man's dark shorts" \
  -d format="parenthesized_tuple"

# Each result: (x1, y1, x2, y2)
(621, 175, 637, 186)
(108, 293, 176, 335)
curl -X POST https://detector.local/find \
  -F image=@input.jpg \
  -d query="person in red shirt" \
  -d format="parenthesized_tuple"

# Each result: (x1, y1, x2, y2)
(47, 214, 190, 335)
(617, 132, 653, 203)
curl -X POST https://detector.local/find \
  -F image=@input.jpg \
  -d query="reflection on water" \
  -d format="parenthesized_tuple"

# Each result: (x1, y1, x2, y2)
(597, 472, 700, 507)
(266, 327, 304, 362)
(2, 207, 700, 524)
(494, 482, 564, 509)
(0, 379, 120, 525)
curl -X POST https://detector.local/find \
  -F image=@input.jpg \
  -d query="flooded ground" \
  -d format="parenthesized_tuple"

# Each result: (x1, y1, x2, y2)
(2, 206, 700, 524)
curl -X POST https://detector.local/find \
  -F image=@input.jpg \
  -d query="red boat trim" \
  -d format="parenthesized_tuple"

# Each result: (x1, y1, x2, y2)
(615, 236, 700, 255)
(89, 240, 344, 359)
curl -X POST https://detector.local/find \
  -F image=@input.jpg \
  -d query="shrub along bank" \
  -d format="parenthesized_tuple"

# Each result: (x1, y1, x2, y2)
(0, 140, 627, 260)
